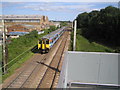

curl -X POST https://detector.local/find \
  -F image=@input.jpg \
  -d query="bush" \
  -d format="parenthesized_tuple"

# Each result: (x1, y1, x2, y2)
(8, 30, 38, 62)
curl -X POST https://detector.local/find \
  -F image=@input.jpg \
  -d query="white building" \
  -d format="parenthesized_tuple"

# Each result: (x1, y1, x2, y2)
(52, 22, 61, 28)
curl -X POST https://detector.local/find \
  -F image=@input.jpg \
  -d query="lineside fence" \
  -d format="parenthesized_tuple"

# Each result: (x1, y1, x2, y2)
(0, 45, 37, 75)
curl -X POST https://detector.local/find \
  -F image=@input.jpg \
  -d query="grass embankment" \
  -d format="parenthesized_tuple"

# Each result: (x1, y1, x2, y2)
(76, 35, 113, 52)
(2, 26, 57, 81)
(0, 46, 2, 61)
(0, 46, 2, 84)
(2, 31, 39, 81)
(69, 29, 114, 52)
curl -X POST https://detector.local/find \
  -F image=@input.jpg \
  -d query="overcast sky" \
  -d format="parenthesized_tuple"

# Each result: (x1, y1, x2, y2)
(1, 1, 119, 21)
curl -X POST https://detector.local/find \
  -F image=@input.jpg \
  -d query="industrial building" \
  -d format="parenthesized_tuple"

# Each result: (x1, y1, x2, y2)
(0, 15, 48, 24)
(0, 15, 55, 36)
(0, 15, 53, 31)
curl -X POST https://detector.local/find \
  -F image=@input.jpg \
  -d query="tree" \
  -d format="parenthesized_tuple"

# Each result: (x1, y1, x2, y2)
(76, 6, 120, 47)
(49, 26, 57, 32)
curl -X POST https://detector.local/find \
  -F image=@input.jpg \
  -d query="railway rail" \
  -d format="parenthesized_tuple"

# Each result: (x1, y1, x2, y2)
(36, 31, 69, 89)
(21, 31, 66, 88)
(2, 30, 70, 89)
(3, 54, 46, 89)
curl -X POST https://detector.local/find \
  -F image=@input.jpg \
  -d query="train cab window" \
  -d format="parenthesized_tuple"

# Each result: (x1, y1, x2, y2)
(39, 40, 42, 44)
(43, 40, 46, 44)
(46, 39, 49, 44)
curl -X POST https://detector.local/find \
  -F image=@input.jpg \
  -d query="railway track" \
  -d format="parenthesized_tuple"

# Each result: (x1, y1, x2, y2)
(2, 30, 70, 89)
(3, 54, 46, 89)
(36, 31, 69, 89)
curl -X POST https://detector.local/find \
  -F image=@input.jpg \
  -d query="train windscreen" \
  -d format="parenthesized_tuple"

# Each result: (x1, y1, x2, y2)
(43, 40, 46, 44)
(46, 39, 49, 44)
(39, 40, 42, 44)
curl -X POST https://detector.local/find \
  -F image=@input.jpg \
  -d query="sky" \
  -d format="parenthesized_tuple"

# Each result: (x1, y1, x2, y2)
(1, 1, 119, 21)
(1, 0, 120, 2)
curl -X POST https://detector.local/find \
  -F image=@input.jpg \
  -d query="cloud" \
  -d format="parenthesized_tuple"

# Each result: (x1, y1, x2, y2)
(22, 2, 97, 13)
(2, 2, 118, 21)
(2, 0, 120, 2)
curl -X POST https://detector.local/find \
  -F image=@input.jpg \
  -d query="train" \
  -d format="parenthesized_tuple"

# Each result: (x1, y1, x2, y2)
(38, 27, 66, 53)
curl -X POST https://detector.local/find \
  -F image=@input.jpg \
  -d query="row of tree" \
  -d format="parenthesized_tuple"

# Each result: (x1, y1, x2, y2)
(76, 6, 120, 50)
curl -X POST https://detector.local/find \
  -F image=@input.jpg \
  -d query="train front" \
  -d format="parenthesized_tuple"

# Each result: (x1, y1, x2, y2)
(38, 38, 50, 53)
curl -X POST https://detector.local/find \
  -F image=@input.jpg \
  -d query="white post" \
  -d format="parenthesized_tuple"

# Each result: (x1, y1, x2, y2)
(73, 20, 77, 51)
(2, 19, 6, 74)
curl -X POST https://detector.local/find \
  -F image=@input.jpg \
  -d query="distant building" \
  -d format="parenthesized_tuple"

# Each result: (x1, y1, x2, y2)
(0, 15, 48, 23)
(52, 22, 61, 28)
(118, 1, 120, 9)
(0, 15, 53, 31)
(38, 31, 44, 34)
(7, 24, 29, 33)
(9, 35, 19, 38)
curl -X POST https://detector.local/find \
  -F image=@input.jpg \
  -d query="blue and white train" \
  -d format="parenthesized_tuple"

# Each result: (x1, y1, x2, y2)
(38, 27, 66, 53)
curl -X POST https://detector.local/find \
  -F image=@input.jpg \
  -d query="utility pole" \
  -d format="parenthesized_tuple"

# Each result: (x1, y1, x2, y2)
(72, 21, 73, 29)
(73, 20, 77, 51)
(2, 19, 7, 74)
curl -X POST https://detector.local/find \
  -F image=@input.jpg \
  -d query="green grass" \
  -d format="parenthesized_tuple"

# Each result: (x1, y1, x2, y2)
(76, 34, 113, 52)
(0, 46, 2, 84)
(0, 46, 2, 62)
(69, 30, 114, 52)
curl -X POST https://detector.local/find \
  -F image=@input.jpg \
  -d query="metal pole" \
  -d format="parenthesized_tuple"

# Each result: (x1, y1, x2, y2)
(2, 19, 6, 74)
(73, 20, 77, 51)
(72, 21, 73, 29)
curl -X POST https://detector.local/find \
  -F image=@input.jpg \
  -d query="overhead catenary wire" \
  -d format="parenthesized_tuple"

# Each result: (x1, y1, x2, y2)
(0, 46, 37, 70)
